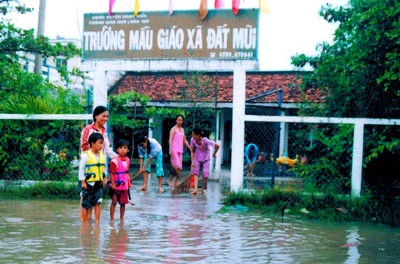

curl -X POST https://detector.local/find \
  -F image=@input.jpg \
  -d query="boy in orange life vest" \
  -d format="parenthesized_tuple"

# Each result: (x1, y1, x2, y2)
(109, 139, 131, 221)
(79, 133, 107, 224)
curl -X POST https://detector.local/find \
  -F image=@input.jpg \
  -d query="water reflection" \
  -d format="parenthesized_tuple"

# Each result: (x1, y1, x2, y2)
(163, 199, 183, 263)
(79, 223, 102, 263)
(344, 227, 361, 264)
(0, 180, 399, 263)
(104, 221, 129, 263)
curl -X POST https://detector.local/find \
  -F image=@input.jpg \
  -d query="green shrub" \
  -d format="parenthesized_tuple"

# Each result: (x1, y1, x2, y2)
(0, 181, 80, 200)
(223, 188, 400, 226)
(293, 124, 353, 194)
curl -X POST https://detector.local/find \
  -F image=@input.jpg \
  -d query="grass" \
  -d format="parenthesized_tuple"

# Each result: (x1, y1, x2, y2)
(0, 181, 80, 200)
(222, 187, 400, 227)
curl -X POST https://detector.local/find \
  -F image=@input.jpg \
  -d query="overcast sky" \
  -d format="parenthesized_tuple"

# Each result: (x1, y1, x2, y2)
(12, 0, 349, 71)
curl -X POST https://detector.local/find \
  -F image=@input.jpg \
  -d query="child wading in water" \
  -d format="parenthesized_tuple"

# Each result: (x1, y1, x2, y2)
(190, 128, 220, 195)
(79, 105, 117, 221)
(79, 133, 108, 224)
(137, 135, 165, 193)
(109, 139, 131, 221)
(168, 115, 192, 188)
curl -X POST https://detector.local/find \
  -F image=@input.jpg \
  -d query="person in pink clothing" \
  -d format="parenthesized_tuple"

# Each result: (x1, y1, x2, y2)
(109, 139, 131, 221)
(168, 115, 192, 188)
(80, 106, 117, 158)
(79, 105, 117, 221)
(190, 127, 219, 195)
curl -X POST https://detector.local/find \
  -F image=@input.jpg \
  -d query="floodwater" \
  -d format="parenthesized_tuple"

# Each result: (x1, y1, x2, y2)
(0, 177, 399, 264)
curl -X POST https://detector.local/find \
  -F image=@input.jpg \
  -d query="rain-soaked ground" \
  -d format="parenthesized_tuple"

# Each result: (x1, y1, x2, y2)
(0, 174, 399, 263)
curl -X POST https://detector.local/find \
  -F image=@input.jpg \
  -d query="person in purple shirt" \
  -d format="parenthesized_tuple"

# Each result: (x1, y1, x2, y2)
(189, 128, 220, 195)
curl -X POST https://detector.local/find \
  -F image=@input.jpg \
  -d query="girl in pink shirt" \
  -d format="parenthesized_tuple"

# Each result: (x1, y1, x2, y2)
(190, 127, 219, 195)
(168, 115, 192, 188)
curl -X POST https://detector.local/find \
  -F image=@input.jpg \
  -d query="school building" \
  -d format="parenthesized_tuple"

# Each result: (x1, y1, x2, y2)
(108, 70, 320, 167)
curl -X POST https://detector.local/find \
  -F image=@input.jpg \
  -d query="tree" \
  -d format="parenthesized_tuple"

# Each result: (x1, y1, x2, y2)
(177, 72, 218, 135)
(109, 90, 184, 159)
(0, 1, 84, 180)
(291, 0, 400, 197)
(0, 0, 82, 113)
(108, 91, 150, 159)
(292, 0, 400, 118)
(107, 72, 218, 160)
(0, 1, 80, 62)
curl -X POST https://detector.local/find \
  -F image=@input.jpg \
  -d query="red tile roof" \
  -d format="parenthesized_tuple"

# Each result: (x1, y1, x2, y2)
(110, 71, 323, 104)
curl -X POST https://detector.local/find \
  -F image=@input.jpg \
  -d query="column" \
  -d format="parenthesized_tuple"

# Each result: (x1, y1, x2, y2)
(231, 68, 246, 192)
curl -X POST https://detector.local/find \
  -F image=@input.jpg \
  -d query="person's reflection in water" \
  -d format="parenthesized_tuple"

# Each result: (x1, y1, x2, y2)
(185, 204, 208, 262)
(343, 227, 361, 264)
(184, 223, 207, 262)
(104, 220, 129, 264)
(163, 199, 182, 264)
(79, 222, 102, 262)
(164, 227, 181, 263)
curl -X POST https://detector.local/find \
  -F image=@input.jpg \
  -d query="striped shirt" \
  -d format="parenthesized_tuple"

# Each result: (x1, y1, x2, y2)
(80, 123, 117, 159)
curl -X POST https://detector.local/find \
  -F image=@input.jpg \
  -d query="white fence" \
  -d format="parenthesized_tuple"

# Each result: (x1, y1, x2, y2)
(231, 68, 400, 197)
(0, 114, 92, 120)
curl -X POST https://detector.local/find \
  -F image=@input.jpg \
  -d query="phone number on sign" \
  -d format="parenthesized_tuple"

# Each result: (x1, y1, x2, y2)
(209, 51, 254, 59)
(218, 51, 254, 59)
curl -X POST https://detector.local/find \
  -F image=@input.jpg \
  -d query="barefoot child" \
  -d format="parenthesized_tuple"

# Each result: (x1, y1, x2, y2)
(79, 105, 117, 221)
(109, 139, 131, 221)
(79, 133, 108, 224)
(190, 128, 220, 195)
(137, 135, 165, 193)
(168, 115, 192, 188)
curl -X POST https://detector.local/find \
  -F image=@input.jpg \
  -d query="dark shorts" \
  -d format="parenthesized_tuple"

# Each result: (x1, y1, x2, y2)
(77, 181, 82, 193)
(111, 190, 129, 205)
(81, 183, 104, 209)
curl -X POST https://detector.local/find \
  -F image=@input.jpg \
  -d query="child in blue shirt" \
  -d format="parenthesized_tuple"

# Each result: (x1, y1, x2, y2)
(137, 135, 164, 193)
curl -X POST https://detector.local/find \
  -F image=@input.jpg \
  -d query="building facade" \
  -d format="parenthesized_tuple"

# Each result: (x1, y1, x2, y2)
(109, 71, 320, 167)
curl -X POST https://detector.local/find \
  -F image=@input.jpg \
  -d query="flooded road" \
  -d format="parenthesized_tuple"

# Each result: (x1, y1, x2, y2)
(0, 178, 399, 263)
